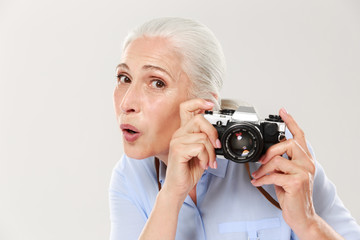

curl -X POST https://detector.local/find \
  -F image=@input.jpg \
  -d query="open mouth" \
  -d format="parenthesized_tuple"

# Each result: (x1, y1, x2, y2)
(120, 124, 141, 142)
(124, 129, 138, 134)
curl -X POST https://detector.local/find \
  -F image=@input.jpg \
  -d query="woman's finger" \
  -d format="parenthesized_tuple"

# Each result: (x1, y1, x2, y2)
(259, 138, 306, 164)
(179, 99, 214, 127)
(174, 133, 216, 168)
(182, 143, 209, 170)
(279, 108, 308, 152)
(174, 114, 220, 149)
(252, 156, 298, 179)
(251, 165, 311, 198)
(202, 135, 216, 169)
(251, 171, 292, 189)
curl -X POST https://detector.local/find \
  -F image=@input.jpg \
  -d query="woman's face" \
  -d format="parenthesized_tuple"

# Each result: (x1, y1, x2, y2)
(113, 36, 191, 161)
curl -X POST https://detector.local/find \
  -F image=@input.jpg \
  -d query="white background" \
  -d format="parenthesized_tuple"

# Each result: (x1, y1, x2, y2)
(1, 0, 359, 239)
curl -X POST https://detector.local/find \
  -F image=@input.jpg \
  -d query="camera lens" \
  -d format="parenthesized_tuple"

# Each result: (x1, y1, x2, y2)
(221, 123, 264, 163)
(228, 131, 254, 157)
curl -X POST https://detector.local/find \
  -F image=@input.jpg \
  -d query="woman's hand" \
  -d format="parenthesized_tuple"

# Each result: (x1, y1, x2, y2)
(251, 108, 317, 235)
(162, 98, 220, 202)
(139, 99, 220, 240)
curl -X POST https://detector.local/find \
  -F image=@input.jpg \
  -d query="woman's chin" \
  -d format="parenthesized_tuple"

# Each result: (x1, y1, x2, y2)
(124, 148, 152, 160)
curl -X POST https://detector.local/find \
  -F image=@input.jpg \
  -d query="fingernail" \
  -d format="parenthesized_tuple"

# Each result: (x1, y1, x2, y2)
(213, 161, 218, 169)
(280, 108, 288, 120)
(251, 179, 261, 186)
(252, 171, 257, 178)
(206, 101, 214, 106)
(216, 139, 221, 149)
(281, 107, 288, 114)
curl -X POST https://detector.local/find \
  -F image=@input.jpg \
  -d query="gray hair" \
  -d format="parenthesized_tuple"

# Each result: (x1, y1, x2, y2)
(122, 17, 226, 110)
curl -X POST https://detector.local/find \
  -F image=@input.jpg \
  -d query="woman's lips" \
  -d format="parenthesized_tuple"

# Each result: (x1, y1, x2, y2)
(120, 124, 142, 142)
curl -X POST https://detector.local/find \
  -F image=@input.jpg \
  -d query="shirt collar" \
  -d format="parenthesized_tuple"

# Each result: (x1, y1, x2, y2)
(206, 157, 229, 178)
(158, 158, 166, 185)
(158, 157, 229, 185)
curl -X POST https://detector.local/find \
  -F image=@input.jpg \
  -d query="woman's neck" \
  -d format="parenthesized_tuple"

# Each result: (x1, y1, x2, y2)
(155, 153, 168, 166)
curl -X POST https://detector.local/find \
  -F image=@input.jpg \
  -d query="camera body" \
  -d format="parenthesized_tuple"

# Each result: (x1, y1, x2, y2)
(204, 106, 286, 163)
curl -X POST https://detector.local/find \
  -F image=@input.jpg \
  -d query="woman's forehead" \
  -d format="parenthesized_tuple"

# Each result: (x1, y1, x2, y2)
(119, 37, 184, 78)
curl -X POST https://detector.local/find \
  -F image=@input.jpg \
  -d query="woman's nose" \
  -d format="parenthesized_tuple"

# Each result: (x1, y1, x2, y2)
(120, 84, 140, 114)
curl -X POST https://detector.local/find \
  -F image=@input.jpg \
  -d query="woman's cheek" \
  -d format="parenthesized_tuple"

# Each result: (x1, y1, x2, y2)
(145, 91, 184, 135)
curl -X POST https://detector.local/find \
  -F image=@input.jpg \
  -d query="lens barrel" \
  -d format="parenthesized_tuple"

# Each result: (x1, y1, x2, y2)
(221, 123, 263, 163)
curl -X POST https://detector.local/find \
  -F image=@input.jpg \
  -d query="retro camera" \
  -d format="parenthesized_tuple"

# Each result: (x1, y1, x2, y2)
(204, 106, 286, 163)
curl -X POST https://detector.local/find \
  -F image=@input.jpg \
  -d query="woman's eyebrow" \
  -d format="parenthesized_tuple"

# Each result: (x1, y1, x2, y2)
(142, 64, 175, 81)
(116, 63, 129, 71)
(116, 63, 176, 82)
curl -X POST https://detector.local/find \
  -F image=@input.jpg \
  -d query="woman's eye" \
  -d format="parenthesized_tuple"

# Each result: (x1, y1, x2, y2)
(117, 74, 131, 84)
(150, 79, 166, 89)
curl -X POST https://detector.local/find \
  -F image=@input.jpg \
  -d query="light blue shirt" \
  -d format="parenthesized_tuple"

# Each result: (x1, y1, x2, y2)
(109, 142, 360, 239)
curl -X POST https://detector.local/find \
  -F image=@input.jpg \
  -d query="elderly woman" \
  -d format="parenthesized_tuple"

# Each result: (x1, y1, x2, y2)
(109, 17, 360, 240)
